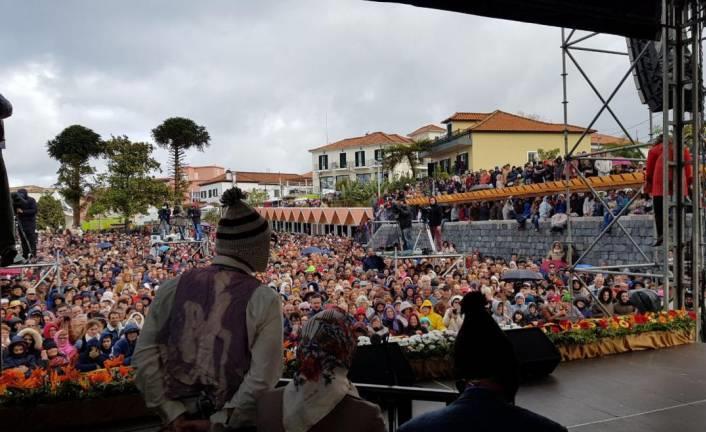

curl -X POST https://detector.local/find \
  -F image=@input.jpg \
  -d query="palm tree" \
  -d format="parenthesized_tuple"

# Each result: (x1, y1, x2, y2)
(382, 139, 432, 179)
(152, 117, 211, 203)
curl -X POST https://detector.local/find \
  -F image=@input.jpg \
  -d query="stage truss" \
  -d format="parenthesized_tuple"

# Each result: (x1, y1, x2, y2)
(561, 0, 704, 341)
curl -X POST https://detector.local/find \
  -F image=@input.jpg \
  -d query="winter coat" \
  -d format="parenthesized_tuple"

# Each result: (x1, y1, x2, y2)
(645, 142, 692, 197)
(428, 204, 443, 227)
(420, 300, 446, 331)
(443, 308, 463, 333)
(2, 336, 37, 371)
(111, 322, 139, 365)
(398, 387, 567, 432)
(77, 339, 108, 372)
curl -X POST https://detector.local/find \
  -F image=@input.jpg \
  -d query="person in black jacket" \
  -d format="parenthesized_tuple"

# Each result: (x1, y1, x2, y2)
(392, 199, 413, 251)
(427, 197, 444, 252)
(187, 202, 203, 241)
(14, 188, 37, 259)
(0, 93, 19, 267)
(399, 292, 567, 432)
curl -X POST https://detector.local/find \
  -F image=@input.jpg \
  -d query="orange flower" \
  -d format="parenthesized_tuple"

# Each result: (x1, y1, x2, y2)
(87, 369, 113, 385)
(117, 366, 131, 378)
(579, 321, 591, 330)
(103, 355, 125, 369)
(658, 315, 668, 324)
(668, 310, 678, 318)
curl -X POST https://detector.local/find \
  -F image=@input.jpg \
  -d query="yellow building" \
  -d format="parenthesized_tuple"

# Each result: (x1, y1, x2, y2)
(423, 110, 593, 173)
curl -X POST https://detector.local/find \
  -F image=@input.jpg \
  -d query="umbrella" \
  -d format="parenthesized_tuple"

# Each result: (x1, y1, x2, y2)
(500, 269, 545, 282)
(97, 242, 113, 250)
(613, 159, 632, 166)
(301, 246, 322, 256)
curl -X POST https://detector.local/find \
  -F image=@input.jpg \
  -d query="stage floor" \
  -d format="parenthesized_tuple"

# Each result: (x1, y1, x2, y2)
(415, 343, 706, 432)
(102, 343, 706, 432)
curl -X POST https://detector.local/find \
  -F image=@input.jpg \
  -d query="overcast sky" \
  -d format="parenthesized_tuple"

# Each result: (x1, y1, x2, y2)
(1, 0, 653, 187)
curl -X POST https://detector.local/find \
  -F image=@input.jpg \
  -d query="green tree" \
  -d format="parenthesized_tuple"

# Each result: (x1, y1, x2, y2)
(537, 148, 561, 161)
(151, 117, 211, 203)
(246, 189, 269, 207)
(335, 179, 376, 207)
(37, 194, 65, 231)
(382, 139, 432, 179)
(89, 136, 169, 231)
(202, 209, 221, 226)
(46, 125, 104, 227)
(601, 143, 644, 159)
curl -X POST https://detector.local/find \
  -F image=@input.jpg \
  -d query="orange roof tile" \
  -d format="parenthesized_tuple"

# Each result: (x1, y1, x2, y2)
(442, 112, 490, 124)
(309, 131, 412, 152)
(591, 133, 632, 145)
(408, 124, 445, 136)
(198, 171, 309, 187)
(468, 110, 590, 134)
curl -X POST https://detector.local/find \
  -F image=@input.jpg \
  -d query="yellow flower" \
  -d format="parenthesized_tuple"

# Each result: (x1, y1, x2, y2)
(619, 320, 630, 328)
(572, 324, 581, 330)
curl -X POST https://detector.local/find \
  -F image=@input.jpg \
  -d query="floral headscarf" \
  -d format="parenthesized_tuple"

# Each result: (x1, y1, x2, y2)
(284, 308, 359, 432)
(293, 308, 355, 387)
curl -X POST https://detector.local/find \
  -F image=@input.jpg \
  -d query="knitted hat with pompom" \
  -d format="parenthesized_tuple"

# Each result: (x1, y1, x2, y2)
(216, 187, 271, 272)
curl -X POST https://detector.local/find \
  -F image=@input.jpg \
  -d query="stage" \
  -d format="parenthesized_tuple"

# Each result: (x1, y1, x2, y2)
(414, 343, 706, 431)
(96, 344, 706, 431)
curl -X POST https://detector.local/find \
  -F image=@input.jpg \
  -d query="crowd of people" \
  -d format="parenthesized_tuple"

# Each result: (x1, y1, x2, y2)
(1, 224, 664, 376)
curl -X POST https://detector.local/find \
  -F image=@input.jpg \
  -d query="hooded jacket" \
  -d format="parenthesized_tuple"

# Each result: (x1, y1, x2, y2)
(77, 339, 108, 372)
(112, 322, 139, 365)
(2, 336, 37, 371)
(420, 300, 446, 331)
(17, 327, 43, 359)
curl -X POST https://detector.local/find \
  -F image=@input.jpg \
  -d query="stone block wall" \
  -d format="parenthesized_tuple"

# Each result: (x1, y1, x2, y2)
(369, 215, 690, 266)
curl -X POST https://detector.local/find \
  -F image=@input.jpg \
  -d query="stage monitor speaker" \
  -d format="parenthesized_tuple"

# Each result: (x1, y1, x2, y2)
(630, 288, 662, 313)
(348, 342, 415, 386)
(504, 327, 560, 379)
(627, 34, 702, 114)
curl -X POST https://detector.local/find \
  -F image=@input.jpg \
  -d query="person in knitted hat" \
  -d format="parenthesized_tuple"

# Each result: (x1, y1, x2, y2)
(134, 187, 282, 431)
(399, 291, 567, 432)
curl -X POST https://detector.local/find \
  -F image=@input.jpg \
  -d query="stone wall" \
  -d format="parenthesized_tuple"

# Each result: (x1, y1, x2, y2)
(369, 215, 686, 266)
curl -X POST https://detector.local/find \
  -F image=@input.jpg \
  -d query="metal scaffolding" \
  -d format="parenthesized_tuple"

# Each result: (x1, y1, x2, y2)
(561, 0, 704, 341)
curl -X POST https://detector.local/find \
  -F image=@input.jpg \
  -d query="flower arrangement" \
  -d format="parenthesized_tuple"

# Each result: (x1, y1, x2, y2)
(384, 330, 457, 359)
(538, 310, 697, 345)
(0, 362, 137, 407)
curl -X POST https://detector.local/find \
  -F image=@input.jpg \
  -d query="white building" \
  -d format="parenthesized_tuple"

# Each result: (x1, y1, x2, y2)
(197, 170, 313, 204)
(309, 131, 425, 194)
(407, 124, 446, 142)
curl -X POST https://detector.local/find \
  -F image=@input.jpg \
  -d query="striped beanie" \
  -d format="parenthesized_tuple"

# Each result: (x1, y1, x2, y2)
(216, 188, 271, 272)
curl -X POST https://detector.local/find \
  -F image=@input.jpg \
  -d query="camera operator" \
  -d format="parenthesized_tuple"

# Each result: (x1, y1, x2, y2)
(391, 198, 413, 251)
(14, 188, 38, 259)
(1, 93, 19, 266)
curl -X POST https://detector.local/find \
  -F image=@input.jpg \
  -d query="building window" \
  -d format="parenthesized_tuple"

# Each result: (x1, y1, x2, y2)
(527, 151, 539, 163)
(212, 188, 218, 197)
(374, 149, 383, 162)
(339, 153, 347, 168)
(355, 150, 366, 167)
(440, 158, 451, 173)
(356, 173, 371, 184)
(336, 175, 349, 186)
(456, 153, 469, 174)
(208, 190, 212, 198)
(320, 176, 334, 191)
(274, 189, 280, 198)
(428, 162, 437, 177)
(318, 155, 328, 171)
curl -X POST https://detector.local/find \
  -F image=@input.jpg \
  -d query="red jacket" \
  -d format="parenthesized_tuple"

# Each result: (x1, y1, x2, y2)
(644, 143, 692, 197)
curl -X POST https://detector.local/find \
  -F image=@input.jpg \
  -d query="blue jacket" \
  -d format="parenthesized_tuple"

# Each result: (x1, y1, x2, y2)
(398, 387, 567, 432)
(76, 339, 108, 372)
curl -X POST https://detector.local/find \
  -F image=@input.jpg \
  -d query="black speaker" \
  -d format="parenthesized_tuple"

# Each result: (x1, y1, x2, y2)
(627, 34, 702, 114)
(348, 342, 415, 386)
(504, 328, 560, 379)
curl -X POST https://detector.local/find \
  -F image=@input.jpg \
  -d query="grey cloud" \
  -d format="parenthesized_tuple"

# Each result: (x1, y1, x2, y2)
(1, 0, 651, 187)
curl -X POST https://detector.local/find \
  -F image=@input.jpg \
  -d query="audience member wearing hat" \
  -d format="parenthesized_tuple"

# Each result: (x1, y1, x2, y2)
(398, 292, 567, 432)
(256, 308, 385, 432)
